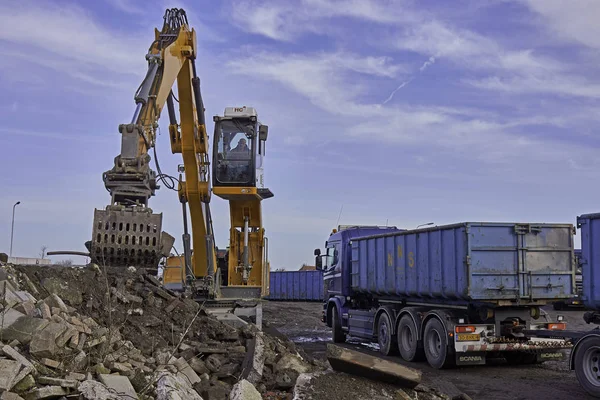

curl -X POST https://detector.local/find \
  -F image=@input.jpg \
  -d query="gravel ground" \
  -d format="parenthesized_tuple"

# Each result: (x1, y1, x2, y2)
(263, 301, 597, 400)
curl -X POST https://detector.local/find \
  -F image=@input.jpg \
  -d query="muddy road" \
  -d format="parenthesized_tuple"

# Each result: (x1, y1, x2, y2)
(263, 301, 596, 400)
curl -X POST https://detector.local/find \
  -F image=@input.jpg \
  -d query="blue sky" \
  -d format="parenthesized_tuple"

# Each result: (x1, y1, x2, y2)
(1, 0, 599, 269)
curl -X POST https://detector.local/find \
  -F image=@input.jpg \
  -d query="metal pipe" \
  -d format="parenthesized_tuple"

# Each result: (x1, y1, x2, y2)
(47, 251, 90, 257)
(181, 202, 193, 288)
(131, 103, 143, 124)
(167, 91, 177, 125)
(190, 59, 206, 126)
(10, 201, 20, 257)
(243, 217, 249, 270)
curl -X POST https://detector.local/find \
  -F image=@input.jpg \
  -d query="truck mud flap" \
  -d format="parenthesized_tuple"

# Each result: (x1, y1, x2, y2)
(455, 352, 486, 366)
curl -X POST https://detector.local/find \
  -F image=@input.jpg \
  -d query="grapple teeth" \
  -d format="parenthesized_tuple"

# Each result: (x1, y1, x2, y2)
(89, 208, 174, 269)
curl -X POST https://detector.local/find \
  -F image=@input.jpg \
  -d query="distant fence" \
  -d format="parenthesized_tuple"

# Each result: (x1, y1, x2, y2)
(267, 270, 324, 301)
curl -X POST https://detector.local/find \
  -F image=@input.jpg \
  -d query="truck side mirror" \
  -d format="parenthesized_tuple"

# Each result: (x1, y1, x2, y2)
(259, 125, 268, 141)
(315, 255, 322, 270)
(314, 248, 321, 256)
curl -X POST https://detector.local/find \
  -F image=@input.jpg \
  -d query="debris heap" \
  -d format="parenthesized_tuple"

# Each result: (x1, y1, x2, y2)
(0, 263, 322, 399)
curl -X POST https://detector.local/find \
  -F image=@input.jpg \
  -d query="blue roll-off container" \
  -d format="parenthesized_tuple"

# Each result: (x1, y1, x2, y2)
(577, 213, 600, 309)
(267, 270, 324, 301)
(350, 222, 576, 304)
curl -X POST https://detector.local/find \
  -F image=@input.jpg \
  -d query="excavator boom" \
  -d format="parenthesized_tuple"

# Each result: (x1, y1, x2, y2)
(88, 9, 215, 282)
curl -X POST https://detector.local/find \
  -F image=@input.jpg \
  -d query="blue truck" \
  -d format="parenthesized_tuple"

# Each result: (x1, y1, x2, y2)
(314, 222, 577, 370)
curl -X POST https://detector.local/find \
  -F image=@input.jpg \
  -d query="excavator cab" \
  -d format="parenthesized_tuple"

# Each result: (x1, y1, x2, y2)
(212, 107, 273, 199)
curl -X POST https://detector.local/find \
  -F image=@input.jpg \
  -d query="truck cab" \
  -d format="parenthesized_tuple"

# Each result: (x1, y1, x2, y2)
(314, 225, 403, 333)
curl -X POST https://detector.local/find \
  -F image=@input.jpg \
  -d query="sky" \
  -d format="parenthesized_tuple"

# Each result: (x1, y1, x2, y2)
(1, 0, 599, 269)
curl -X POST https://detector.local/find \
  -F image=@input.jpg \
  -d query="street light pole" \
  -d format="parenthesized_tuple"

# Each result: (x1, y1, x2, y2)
(10, 201, 20, 258)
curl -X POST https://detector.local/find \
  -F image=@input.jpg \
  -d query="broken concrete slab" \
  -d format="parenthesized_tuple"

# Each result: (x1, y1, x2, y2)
(43, 294, 68, 313)
(29, 322, 68, 358)
(0, 359, 21, 391)
(42, 277, 82, 306)
(98, 374, 138, 400)
(326, 344, 421, 388)
(240, 332, 265, 385)
(36, 304, 51, 320)
(12, 374, 35, 393)
(0, 308, 26, 330)
(13, 292, 35, 304)
(275, 353, 310, 374)
(13, 302, 35, 316)
(174, 357, 201, 387)
(0, 281, 21, 309)
(78, 380, 119, 400)
(230, 379, 262, 400)
(0, 392, 25, 400)
(22, 385, 67, 399)
(37, 376, 78, 389)
(1, 316, 49, 345)
(156, 372, 202, 400)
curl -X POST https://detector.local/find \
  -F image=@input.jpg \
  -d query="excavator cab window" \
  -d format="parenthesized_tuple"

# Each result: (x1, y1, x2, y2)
(214, 119, 256, 186)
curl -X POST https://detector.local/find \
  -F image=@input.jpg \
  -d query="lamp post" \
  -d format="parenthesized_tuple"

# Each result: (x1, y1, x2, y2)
(10, 201, 20, 258)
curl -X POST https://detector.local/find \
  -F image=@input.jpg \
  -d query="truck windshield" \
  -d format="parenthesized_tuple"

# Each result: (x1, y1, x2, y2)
(215, 119, 255, 185)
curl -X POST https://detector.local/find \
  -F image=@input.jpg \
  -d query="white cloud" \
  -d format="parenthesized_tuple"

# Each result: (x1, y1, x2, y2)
(465, 75, 600, 99)
(106, 0, 145, 14)
(229, 0, 418, 41)
(0, 1, 146, 76)
(520, 0, 600, 50)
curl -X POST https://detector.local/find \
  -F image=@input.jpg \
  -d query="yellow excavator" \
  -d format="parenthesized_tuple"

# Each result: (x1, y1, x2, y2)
(87, 8, 272, 327)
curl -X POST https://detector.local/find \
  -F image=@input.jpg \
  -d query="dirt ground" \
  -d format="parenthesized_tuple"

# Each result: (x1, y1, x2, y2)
(262, 301, 597, 400)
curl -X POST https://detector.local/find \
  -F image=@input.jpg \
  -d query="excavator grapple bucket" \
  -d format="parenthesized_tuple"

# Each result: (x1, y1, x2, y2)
(89, 208, 174, 269)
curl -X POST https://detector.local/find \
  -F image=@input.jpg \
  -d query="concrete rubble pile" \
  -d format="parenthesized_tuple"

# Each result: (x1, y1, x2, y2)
(0, 263, 323, 400)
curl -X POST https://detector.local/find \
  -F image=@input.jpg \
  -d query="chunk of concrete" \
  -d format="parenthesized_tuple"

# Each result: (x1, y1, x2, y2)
(98, 375, 138, 400)
(1, 393, 24, 400)
(23, 385, 67, 399)
(13, 301, 35, 316)
(326, 344, 421, 388)
(240, 332, 264, 385)
(42, 278, 82, 306)
(0, 359, 21, 391)
(43, 294, 67, 313)
(0, 309, 26, 330)
(29, 322, 68, 358)
(2, 346, 34, 370)
(77, 380, 119, 400)
(1, 316, 50, 345)
(12, 374, 35, 392)
(156, 372, 202, 400)
(37, 376, 78, 389)
(230, 379, 262, 400)
(0, 281, 21, 309)
(173, 357, 201, 386)
(275, 353, 310, 374)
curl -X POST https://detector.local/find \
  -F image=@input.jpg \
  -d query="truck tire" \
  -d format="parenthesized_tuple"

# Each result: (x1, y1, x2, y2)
(331, 306, 346, 343)
(397, 315, 424, 362)
(574, 335, 600, 398)
(423, 318, 454, 369)
(377, 312, 398, 356)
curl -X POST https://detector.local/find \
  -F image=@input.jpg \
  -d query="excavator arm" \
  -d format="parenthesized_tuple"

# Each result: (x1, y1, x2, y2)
(88, 9, 216, 286)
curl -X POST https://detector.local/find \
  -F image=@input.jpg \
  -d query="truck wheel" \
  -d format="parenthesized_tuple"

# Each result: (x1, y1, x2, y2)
(377, 313, 398, 356)
(423, 318, 454, 369)
(331, 306, 346, 343)
(397, 315, 424, 362)
(574, 336, 600, 398)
